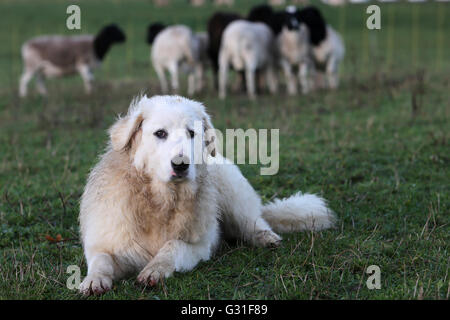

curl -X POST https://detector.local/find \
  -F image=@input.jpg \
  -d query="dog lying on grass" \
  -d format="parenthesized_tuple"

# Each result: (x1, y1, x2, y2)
(79, 95, 335, 295)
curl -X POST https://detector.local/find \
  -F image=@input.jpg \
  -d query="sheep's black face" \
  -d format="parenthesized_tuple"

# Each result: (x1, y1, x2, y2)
(247, 4, 274, 25)
(295, 6, 327, 46)
(147, 23, 166, 45)
(102, 24, 126, 43)
(94, 24, 126, 60)
(284, 13, 300, 31)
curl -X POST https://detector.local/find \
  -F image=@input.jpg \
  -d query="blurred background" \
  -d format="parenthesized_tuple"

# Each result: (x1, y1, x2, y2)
(1, 0, 448, 95)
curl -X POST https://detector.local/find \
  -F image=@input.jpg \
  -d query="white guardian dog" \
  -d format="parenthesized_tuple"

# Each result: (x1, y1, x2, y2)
(79, 95, 335, 295)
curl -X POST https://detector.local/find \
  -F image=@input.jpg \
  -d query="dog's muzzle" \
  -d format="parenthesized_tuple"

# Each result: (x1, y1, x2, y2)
(171, 155, 190, 179)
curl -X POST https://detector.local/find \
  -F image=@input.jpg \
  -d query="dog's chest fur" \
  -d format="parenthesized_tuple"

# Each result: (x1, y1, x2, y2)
(124, 168, 206, 258)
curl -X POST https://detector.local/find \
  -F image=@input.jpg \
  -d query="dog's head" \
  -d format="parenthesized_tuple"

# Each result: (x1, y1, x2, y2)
(109, 95, 216, 184)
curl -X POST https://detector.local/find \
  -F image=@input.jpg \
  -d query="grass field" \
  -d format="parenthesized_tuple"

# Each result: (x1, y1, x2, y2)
(0, 0, 449, 300)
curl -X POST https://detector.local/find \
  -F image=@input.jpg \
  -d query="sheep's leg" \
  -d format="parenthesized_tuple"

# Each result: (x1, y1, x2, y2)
(218, 52, 229, 100)
(281, 59, 297, 95)
(19, 68, 35, 98)
(265, 65, 278, 95)
(35, 72, 48, 96)
(154, 64, 168, 94)
(187, 72, 196, 96)
(245, 67, 256, 100)
(326, 57, 339, 90)
(299, 61, 312, 94)
(78, 65, 94, 94)
(194, 63, 204, 93)
(168, 62, 179, 94)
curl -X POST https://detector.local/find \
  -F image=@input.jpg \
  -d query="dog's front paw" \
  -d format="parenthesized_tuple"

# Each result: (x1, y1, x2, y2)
(137, 260, 175, 286)
(79, 273, 113, 296)
(254, 230, 282, 248)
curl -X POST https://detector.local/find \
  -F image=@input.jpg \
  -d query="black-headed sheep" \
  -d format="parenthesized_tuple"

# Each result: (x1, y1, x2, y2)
(295, 6, 345, 89)
(19, 24, 125, 97)
(206, 11, 241, 88)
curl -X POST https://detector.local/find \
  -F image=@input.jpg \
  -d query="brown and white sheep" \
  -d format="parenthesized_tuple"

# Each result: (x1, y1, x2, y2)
(19, 24, 125, 97)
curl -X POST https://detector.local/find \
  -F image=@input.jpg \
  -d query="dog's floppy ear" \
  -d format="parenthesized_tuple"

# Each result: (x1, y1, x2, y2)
(109, 113, 143, 151)
(202, 112, 216, 157)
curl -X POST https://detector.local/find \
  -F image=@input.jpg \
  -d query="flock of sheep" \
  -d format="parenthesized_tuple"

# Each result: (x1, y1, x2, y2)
(19, 4, 345, 100)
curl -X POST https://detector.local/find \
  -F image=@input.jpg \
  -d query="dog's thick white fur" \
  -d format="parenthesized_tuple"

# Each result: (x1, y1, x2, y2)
(219, 20, 278, 100)
(151, 25, 208, 96)
(79, 95, 335, 295)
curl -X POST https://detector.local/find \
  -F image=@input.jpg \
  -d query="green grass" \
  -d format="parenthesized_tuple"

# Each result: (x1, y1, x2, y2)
(0, 0, 449, 299)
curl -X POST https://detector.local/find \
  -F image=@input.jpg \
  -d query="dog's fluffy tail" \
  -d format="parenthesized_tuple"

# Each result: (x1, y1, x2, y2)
(262, 192, 335, 233)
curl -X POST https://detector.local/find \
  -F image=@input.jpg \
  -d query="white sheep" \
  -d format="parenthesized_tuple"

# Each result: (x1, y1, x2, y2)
(148, 24, 208, 96)
(218, 20, 278, 100)
(19, 24, 125, 97)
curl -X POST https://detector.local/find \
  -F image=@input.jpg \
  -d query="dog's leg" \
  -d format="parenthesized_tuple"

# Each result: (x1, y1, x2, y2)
(223, 206, 282, 248)
(79, 252, 125, 296)
(137, 229, 217, 286)
(215, 160, 281, 247)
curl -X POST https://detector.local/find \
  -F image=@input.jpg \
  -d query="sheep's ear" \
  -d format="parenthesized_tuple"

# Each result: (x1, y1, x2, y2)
(109, 114, 143, 151)
(202, 113, 216, 157)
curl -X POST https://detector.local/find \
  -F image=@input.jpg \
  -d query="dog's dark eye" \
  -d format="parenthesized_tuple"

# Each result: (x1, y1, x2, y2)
(188, 129, 195, 138)
(154, 129, 168, 139)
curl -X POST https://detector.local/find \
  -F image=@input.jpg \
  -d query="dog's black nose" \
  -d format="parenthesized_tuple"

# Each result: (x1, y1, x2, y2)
(171, 156, 189, 173)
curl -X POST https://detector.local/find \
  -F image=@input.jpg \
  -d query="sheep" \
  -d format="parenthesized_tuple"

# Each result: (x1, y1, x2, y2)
(207, 11, 242, 88)
(19, 24, 125, 97)
(247, 4, 288, 36)
(147, 23, 208, 96)
(295, 6, 345, 89)
(276, 9, 312, 95)
(248, 4, 311, 94)
(218, 20, 278, 100)
(249, 5, 345, 92)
